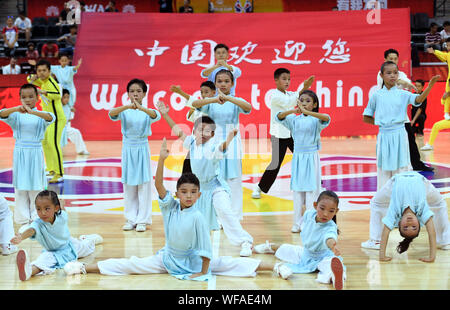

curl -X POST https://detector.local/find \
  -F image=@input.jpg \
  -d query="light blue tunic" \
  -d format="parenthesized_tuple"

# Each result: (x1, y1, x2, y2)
(201, 65, 241, 96)
(157, 191, 212, 281)
(276, 113, 330, 192)
(382, 171, 434, 230)
(197, 96, 250, 180)
(109, 108, 161, 185)
(183, 135, 229, 231)
(30, 210, 77, 268)
(287, 209, 343, 274)
(363, 86, 419, 171)
(51, 65, 77, 107)
(60, 103, 72, 147)
(0, 109, 55, 190)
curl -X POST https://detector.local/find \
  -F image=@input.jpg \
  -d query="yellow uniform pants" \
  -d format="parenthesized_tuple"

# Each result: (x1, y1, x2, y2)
(429, 119, 450, 146)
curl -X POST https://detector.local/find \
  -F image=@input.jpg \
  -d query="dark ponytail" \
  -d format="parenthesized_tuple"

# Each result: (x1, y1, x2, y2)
(396, 225, 421, 254)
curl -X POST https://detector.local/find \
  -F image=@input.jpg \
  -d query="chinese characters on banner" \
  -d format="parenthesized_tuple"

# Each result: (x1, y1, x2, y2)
(336, 0, 388, 10)
(71, 10, 410, 140)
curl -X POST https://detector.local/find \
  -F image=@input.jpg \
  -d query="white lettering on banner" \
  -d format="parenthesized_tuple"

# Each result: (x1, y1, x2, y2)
(350, 0, 364, 10)
(336, 0, 388, 10)
(46, 6, 59, 17)
(319, 38, 350, 64)
(89, 82, 379, 111)
(229, 42, 262, 64)
(181, 40, 217, 67)
(271, 41, 311, 65)
(135, 40, 170, 68)
(123, 5, 136, 13)
(84, 4, 105, 12)
(90, 84, 118, 110)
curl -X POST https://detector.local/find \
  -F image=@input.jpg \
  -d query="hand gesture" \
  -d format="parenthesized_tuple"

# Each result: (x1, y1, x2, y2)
(160, 137, 170, 160)
(28, 59, 36, 66)
(217, 89, 227, 104)
(430, 75, 441, 84)
(10, 233, 22, 245)
(303, 75, 315, 90)
(169, 85, 182, 93)
(77, 58, 82, 67)
(37, 89, 47, 96)
(419, 256, 435, 263)
(156, 100, 170, 114)
(216, 59, 227, 67)
(29, 74, 38, 82)
(17, 105, 26, 113)
(22, 104, 33, 114)
(331, 245, 341, 257)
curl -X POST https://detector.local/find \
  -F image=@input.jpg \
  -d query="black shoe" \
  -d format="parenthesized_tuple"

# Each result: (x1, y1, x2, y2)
(421, 166, 434, 172)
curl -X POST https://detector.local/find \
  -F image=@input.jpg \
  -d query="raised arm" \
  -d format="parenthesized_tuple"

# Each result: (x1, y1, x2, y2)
(0, 106, 24, 118)
(155, 100, 188, 141)
(416, 75, 440, 104)
(170, 85, 191, 101)
(379, 225, 393, 262)
(155, 138, 169, 199)
(278, 107, 300, 120)
(219, 129, 238, 153)
(299, 75, 315, 94)
(74, 58, 82, 71)
(419, 218, 436, 263)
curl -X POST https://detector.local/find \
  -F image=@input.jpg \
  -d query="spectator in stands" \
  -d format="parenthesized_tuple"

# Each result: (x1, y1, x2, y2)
(105, 1, 119, 12)
(179, 0, 194, 13)
(2, 57, 21, 75)
(58, 2, 71, 25)
(57, 25, 77, 56)
(159, 0, 173, 12)
(208, 0, 215, 13)
(26, 42, 39, 59)
(424, 23, 442, 51)
(440, 21, 450, 50)
(2, 17, 19, 57)
(41, 41, 59, 58)
(14, 11, 32, 42)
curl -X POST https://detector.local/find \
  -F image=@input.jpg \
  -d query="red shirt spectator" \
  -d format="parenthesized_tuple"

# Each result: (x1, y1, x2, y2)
(41, 42, 59, 58)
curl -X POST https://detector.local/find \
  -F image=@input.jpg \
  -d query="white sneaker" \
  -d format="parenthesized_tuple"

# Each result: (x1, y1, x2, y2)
(420, 144, 434, 151)
(331, 257, 344, 290)
(253, 240, 275, 254)
(135, 224, 147, 232)
(444, 113, 450, 120)
(251, 184, 262, 199)
(291, 224, 301, 233)
(239, 241, 253, 257)
(1, 244, 18, 256)
(79, 234, 103, 245)
(438, 244, 450, 250)
(361, 239, 380, 250)
(122, 222, 135, 231)
(274, 262, 292, 280)
(16, 249, 32, 281)
(78, 151, 90, 156)
(64, 261, 86, 276)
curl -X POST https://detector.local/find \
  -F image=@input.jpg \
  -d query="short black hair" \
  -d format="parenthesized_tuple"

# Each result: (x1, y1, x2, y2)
(193, 115, 216, 131)
(176, 173, 200, 190)
(59, 53, 71, 59)
(214, 43, 229, 52)
(200, 81, 216, 91)
(214, 69, 234, 83)
(36, 59, 51, 70)
(415, 79, 425, 86)
(430, 22, 438, 28)
(127, 78, 147, 93)
(274, 68, 290, 79)
(35, 190, 62, 216)
(62, 88, 70, 96)
(317, 190, 340, 233)
(384, 48, 399, 59)
(444, 21, 450, 27)
(19, 83, 38, 96)
(380, 61, 398, 74)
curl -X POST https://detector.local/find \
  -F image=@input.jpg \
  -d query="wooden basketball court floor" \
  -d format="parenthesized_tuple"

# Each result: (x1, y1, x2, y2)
(0, 132, 449, 291)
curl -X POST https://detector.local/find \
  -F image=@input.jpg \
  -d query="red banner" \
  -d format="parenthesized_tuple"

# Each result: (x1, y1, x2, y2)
(67, 9, 413, 140)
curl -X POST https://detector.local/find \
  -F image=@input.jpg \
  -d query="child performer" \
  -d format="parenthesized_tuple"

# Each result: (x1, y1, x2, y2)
(363, 61, 439, 189)
(362, 171, 450, 252)
(0, 194, 18, 255)
(191, 69, 250, 221)
(421, 79, 450, 151)
(427, 45, 450, 120)
(27, 59, 66, 184)
(11, 190, 103, 281)
(253, 190, 346, 290)
(63, 140, 290, 280)
(410, 80, 428, 138)
(61, 89, 89, 155)
(276, 90, 330, 232)
(169, 81, 216, 174)
(252, 69, 314, 201)
(156, 101, 254, 257)
(0, 84, 54, 228)
(201, 43, 241, 96)
(109, 79, 161, 232)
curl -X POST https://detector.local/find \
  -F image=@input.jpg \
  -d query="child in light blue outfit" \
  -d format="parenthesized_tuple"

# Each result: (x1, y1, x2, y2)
(363, 61, 440, 189)
(253, 190, 346, 290)
(0, 84, 55, 227)
(192, 69, 251, 221)
(0, 194, 18, 255)
(276, 90, 330, 232)
(109, 79, 161, 232)
(11, 190, 102, 281)
(64, 143, 284, 280)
